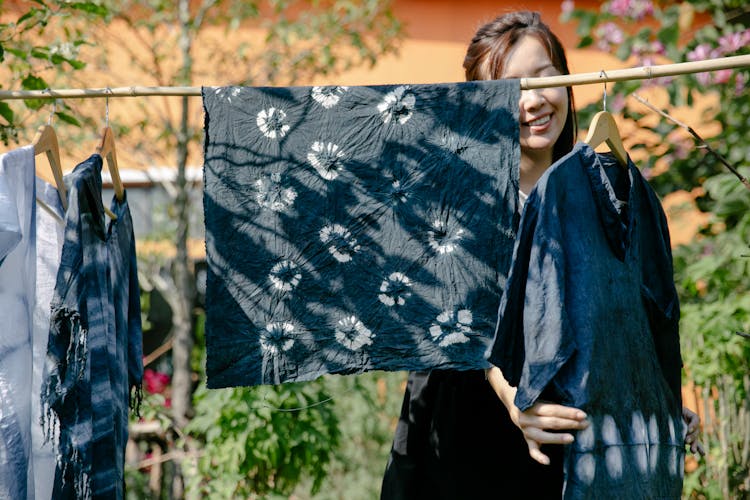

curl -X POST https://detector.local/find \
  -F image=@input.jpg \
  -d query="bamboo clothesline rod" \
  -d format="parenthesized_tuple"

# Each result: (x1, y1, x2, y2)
(0, 55, 748, 99)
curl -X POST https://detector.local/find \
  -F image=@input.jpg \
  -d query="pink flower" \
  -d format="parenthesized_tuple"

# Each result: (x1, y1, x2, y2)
(639, 55, 656, 67)
(736, 72, 747, 96)
(596, 22, 625, 52)
(561, 0, 575, 14)
(687, 44, 713, 62)
(695, 71, 712, 86)
(144, 369, 171, 394)
(718, 32, 745, 54)
(630, 0, 654, 20)
(650, 41, 665, 55)
(607, 0, 653, 20)
(607, 0, 631, 16)
(673, 140, 690, 160)
(713, 69, 733, 85)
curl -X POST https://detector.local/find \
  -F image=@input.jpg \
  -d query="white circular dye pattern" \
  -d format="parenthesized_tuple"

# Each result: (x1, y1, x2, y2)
(377, 86, 416, 125)
(311, 86, 349, 109)
(601, 414, 622, 445)
(575, 420, 596, 450)
(307, 141, 346, 180)
(631, 411, 648, 443)
(668, 417, 676, 443)
(427, 218, 465, 255)
(334, 315, 373, 351)
(260, 322, 295, 355)
(390, 179, 408, 203)
(378, 272, 412, 307)
(255, 174, 297, 212)
(256, 107, 290, 139)
(269, 260, 302, 292)
(605, 447, 624, 480)
(213, 86, 241, 102)
(575, 453, 596, 485)
(319, 223, 361, 263)
(429, 309, 473, 347)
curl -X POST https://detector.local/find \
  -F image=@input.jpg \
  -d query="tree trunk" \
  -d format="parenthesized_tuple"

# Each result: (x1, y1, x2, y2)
(170, 1, 195, 497)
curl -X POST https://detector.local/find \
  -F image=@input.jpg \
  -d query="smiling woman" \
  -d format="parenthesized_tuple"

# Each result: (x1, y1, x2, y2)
(381, 12, 581, 499)
(503, 35, 570, 192)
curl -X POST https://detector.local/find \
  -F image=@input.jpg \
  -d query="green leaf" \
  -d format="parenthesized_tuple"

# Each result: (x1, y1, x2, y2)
(55, 111, 81, 127)
(657, 24, 679, 47)
(577, 35, 593, 49)
(67, 2, 109, 17)
(0, 102, 14, 124)
(21, 74, 48, 110)
(21, 74, 46, 90)
(67, 58, 85, 70)
(30, 47, 49, 60)
(615, 39, 632, 61)
(0, 44, 4, 63)
(17, 9, 38, 25)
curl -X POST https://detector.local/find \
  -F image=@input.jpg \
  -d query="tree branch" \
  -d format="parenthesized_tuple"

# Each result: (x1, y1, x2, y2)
(631, 92, 750, 191)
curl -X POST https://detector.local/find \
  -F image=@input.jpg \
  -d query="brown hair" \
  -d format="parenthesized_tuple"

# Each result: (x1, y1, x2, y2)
(463, 11, 577, 162)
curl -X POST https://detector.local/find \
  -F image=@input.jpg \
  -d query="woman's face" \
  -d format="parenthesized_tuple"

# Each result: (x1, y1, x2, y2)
(502, 35, 568, 160)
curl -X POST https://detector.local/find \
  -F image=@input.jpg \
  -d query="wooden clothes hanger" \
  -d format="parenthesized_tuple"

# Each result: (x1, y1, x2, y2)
(32, 123, 69, 212)
(584, 74, 628, 168)
(95, 94, 124, 220)
(96, 126, 124, 201)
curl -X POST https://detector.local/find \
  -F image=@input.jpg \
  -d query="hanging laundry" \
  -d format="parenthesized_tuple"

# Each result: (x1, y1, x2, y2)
(203, 80, 520, 387)
(31, 177, 65, 500)
(41, 154, 143, 499)
(0, 146, 35, 500)
(488, 143, 684, 498)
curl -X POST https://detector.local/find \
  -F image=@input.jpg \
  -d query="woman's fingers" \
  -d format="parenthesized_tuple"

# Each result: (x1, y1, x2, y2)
(526, 439, 551, 465)
(519, 402, 589, 431)
(691, 441, 706, 457)
(523, 425, 575, 446)
(681, 407, 705, 457)
(532, 402, 587, 422)
(519, 413, 589, 431)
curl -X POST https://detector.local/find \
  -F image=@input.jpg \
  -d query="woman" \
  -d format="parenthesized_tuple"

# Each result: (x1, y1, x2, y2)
(381, 11, 701, 499)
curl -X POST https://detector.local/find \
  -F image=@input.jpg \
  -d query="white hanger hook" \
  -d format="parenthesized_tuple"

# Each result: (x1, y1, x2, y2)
(47, 92, 57, 125)
(105, 86, 112, 126)
(599, 70, 608, 112)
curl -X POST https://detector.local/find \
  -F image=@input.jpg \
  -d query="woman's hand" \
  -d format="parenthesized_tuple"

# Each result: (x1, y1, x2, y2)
(682, 406, 705, 457)
(486, 366, 588, 465)
(506, 399, 589, 465)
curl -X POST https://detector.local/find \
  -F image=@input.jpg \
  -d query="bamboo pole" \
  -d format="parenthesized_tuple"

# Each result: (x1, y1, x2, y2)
(0, 55, 748, 99)
(521, 54, 750, 89)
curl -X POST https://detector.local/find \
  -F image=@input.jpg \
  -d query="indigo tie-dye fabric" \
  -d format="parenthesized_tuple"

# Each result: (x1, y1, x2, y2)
(488, 143, 684, 498)
(41, 154, 143, 499)
(0, 146, 35, 499)
(203, 81, 520, 387)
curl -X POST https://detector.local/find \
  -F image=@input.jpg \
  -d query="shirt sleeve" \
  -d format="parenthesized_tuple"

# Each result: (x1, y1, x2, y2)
(486, 196, 538, 388)
(639, 177, 682, 405)
(488, 177, 576, 411)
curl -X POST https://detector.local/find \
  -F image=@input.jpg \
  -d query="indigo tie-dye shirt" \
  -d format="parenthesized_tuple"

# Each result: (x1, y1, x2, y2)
(203, 80, 520, 387)
(41, 155, 143, 499)
(488, 143, 684, 498)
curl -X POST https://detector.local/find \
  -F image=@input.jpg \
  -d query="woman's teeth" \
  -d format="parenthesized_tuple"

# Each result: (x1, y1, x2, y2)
(528, 115, 550, 126)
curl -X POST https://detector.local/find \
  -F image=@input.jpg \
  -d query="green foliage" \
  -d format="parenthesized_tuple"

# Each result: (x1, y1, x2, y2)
(185, 380, 340, 498)
(0, 1, 106, 143)
(292, 371, 406, 500)
(564, 2, 750, 497)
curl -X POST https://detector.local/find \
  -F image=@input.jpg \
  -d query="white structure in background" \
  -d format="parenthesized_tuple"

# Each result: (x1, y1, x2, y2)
(102, 166, 204, 239)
